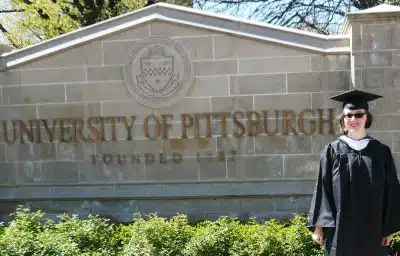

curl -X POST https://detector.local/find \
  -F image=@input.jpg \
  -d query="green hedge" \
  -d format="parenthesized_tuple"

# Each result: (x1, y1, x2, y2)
(0, 206, 398, 256)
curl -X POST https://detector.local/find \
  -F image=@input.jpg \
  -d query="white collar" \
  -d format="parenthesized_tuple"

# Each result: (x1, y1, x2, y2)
(339, 135, 372, 151)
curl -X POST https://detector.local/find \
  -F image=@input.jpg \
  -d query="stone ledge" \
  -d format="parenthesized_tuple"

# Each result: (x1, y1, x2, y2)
(0, 180, 316, 200)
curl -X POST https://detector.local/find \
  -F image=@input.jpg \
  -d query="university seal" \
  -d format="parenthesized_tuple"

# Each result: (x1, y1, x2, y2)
(123, 37, 194, 108)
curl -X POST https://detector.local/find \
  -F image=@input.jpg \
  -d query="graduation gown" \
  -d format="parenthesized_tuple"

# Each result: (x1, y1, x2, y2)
(308, 137, 400, 256)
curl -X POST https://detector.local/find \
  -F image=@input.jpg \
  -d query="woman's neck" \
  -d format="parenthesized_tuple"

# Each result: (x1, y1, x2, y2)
(347, 130, 367, 141)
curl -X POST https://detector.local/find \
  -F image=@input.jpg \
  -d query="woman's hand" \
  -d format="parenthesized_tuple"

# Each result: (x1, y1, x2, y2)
(312, 226, 324, 246)
(381, 234, 394, 246)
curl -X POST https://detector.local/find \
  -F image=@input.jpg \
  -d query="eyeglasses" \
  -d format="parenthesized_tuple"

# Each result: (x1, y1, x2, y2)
(344, 112, 367, 119)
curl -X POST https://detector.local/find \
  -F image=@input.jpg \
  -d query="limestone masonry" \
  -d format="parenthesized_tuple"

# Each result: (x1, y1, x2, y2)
(0, 3, 399, 222)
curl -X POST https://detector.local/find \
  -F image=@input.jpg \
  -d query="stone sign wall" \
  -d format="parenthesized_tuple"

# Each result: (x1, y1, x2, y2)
(0, 4, 399, 222)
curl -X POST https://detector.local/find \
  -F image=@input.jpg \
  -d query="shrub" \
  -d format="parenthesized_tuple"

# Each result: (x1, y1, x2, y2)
(0, 207, 398, 256)
(183, 217, 243, 256)
(123, 213, 194, 256)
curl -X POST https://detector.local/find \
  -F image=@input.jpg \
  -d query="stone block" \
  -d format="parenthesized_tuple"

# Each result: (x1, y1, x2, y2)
(87, 66, 123, 81)
(218, 198, 241, 215)
(55, 142, 84, 160)
(227, 155, 283, 179)
(103, 41, 138, 65)
(49, 185, 115, 199)
(216, 136, 254, 155)
(354, 69, 362, 89)
(162, 137, 217, 157)
(66, 81, 131, 102)
(255, 94, 311, 111)
(239, 56, 310, 74)
(368, 131, 393, 149)
(371, 115, 400, 130)
(211, 96, 253, 113)
(190, 198, 219, 213)
(92, 200, 139, 215)
(144, 157, 199, 181)
(255, 135, 311, 154)
(241, 197, 275, 213)
(392, 133, 400, 153)
(194, 60, 237, 76)
(156, 98, 210, 119)
(296, 196, 313, 212)
(104, 23, 149, 41)
(395, 50, 400, 67)
(287, 71, 350, 93)
(175, 36, 213, 60)
(100, 163, 145, 182)
(0, 71, 21, 86)
(311, 92, 342, 111)
(214, 34, 307, 59)
(354, 51, 393, 68)
(274, 196, 311, 212)
(0, 105, 37, 120)
(0, 162, 16, 185)
(19, 42, 103, 69)
(376, 98, 396, 118)
(2, 84, 65, 105)
(361, 24, 395, 50)
(393, 153, 400, 179)
(0, 143, 5, 162)
(351, 23, 362, 52)
(198, 158, 227, 180)
(230, 74, 286, 95)
(7, 143, 56, 161)
(284, 154, 319, 178)
(138, 199, 191, 214)
(311, 55, 350, 71)
(0, 187, 17, 199)
(188, 76, 229, 97)
(311, 134, 338, 154)
(25, 200, 92, 215)
(362, 67, 400, 89)
(96, 139, 162, 155)
(102, 101, 155, 120)
(41, 161, 83, 183)
(150, 21, 213, 37)
(86, 157, 145, 182)
(21, 68, 85, 84)
(38, 103, 101, 119)
(115, 184, 166, 197)
(16, 161, 42, 184)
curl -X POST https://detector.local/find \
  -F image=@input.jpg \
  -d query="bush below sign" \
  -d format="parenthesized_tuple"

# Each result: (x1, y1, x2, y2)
(0, 207, 399, 256)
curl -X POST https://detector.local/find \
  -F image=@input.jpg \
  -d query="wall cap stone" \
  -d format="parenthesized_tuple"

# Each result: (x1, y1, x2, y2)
(342, 4, 400, 33)
(0, 3, 350, 71)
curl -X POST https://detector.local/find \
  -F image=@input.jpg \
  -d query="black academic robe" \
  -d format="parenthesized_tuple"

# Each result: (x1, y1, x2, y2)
(308, 137, 400, 256)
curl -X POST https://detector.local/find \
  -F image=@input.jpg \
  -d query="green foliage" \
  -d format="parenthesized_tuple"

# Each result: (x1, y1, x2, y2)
(392, 232, 400, 255)
(3, 0, 193, 48)
(123, 213, 194, 256)
(0, 207, 398, 256)
(183, 217, 242, 256)
(281, 215, 325, 256)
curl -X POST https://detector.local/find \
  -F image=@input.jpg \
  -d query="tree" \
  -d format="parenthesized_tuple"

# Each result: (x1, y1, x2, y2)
(194, 0, 396, 35)
(0, 0, 192, 48)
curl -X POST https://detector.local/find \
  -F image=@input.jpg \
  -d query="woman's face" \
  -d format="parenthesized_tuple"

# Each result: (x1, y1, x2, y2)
(343, 108, 367, 133)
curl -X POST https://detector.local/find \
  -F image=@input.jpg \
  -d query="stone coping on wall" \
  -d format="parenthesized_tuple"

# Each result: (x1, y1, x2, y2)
(0, 3, 350, 71)
(0, 180, 315, 200)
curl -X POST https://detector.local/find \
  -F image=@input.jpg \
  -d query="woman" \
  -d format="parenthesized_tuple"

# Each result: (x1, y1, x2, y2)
(308, 89, 400, 256)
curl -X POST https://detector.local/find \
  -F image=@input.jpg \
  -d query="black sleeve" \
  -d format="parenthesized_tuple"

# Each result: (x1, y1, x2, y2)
(382, 146, 400, 237)
(308, 144, 337, 232)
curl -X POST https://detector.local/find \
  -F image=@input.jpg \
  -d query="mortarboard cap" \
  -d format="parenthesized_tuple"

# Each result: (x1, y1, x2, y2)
(330, 89, 382, 111)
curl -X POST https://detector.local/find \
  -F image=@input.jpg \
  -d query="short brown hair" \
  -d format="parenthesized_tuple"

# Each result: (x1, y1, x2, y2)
(339, 111, 373, 134)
